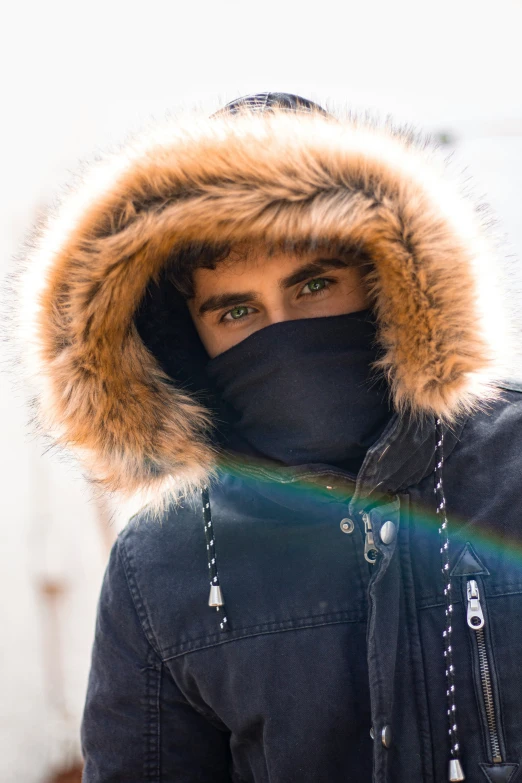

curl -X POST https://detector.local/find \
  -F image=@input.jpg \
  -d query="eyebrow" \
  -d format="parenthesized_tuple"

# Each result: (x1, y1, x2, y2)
(198, 291, 259, 316)
(197, 257, 353, 316)
(279, 258, 351, 289)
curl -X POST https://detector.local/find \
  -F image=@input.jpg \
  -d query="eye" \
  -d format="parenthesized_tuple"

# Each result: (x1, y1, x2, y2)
(222, 305, 253, 322)
(301, 277, 330, 295)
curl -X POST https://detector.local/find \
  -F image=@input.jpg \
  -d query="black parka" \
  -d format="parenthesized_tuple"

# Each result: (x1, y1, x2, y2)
(80, 388, 522, 783)
(11, 94, 522, 782)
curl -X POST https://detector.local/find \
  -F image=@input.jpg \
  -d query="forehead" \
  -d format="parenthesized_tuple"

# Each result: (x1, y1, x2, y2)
(193, 241, 350, 288)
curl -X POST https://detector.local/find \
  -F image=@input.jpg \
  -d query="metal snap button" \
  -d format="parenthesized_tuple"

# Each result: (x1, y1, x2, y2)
(379, 520, 397, 545)
(370, 726, 375, 740)
(381, 724, 392, 748)
(340, 518, 355, 534)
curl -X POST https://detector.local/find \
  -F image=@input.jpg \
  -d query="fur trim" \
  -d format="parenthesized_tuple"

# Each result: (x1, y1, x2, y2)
(7, 107, 515, 505)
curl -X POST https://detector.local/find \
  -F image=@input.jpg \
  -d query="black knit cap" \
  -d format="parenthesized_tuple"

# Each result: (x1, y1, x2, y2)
(211, 91, 331, 118)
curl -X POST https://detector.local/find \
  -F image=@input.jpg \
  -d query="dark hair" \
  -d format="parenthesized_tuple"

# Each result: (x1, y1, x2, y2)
(165, 241, 233, 299)
(166, 238, 371, 300)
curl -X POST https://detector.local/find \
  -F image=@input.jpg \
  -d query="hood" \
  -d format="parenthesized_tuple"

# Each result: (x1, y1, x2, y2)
(8, 95, 517, 508)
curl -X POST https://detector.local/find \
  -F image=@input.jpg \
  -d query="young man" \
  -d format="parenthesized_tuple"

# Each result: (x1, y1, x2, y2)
(15, 93, 522, 782)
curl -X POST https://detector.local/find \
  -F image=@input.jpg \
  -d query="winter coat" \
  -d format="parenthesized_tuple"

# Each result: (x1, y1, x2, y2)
(11, 94, 522, 782)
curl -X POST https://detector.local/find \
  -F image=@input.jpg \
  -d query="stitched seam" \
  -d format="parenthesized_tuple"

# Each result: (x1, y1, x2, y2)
(485, 588, 522, 598)
(419, 588, 522, 610)
(499, 382, 522, 393)
(118, 540, 163, 659)
(400, 494, 436, 782)
(163, 617, 365, 661)
(214, 607, 363, 633)
(158, 609, 364, 657)
(143, 654, 161, 782)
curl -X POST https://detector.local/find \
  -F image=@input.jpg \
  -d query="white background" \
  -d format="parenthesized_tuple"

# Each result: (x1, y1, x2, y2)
(1, 1, 521, 780)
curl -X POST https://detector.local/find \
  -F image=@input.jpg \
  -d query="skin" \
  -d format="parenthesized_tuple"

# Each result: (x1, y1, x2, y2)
(187, 243, 370, 357)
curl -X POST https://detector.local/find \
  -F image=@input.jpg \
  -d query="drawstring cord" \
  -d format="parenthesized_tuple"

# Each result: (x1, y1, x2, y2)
(201, 486, 229, 632)
(435, 419, 465, 782)
(201, 423, 467, 777)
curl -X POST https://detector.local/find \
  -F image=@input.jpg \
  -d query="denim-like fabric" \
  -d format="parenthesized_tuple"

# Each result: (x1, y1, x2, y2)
(81, 388, 522, 783)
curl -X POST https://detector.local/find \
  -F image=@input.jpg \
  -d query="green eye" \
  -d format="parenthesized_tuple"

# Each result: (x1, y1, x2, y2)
(227, 306, 249, 320)
(307, 278, 327, 293)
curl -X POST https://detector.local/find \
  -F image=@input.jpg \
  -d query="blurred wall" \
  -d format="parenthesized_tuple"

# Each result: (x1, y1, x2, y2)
(1, 1, 521, 780)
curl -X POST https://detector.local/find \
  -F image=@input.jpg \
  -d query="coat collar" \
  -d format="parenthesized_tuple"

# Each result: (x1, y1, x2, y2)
(217, 412, 466, 513)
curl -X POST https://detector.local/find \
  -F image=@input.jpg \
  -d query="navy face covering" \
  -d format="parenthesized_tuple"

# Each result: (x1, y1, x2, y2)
(206, 311, 393, 471)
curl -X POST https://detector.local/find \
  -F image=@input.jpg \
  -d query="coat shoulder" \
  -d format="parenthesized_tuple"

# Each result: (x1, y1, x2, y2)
(460, 386, 522, 446)
(119, 494, 204, 566)
(116, 496, 216, 658)
(443, 388, 522, 513)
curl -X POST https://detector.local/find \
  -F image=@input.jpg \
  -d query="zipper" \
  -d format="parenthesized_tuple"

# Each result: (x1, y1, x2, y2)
(466, 579, 503, 763)
(362, 512, 378, 564)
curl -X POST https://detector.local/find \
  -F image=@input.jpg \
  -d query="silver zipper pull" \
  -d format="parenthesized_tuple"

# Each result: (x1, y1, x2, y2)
(449, 758, 465, 781)
(363, 512, 378, 564)
(467, 579, 485, 629)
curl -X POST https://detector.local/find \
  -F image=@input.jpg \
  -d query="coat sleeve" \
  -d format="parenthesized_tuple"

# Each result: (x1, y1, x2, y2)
(81, 535, 232, 783)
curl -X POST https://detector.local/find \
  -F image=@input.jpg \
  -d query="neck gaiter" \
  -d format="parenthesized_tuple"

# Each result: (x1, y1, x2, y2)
(206, 311, 393, 472)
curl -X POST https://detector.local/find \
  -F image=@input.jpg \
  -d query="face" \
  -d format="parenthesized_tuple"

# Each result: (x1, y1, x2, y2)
(187, 244, 370, 357)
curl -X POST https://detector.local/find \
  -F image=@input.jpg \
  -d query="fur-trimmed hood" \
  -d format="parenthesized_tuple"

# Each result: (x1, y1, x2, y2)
(8, 97, 518, 506)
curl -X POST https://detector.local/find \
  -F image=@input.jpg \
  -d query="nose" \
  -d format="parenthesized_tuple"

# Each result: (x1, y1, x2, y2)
(265, 307, 299, 327)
